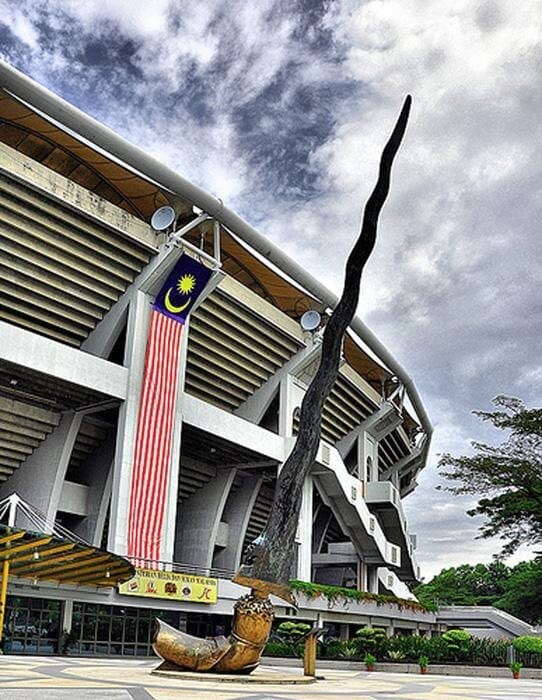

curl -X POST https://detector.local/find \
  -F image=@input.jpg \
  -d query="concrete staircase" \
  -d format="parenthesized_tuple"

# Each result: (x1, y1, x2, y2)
(437, 605, 541, 639)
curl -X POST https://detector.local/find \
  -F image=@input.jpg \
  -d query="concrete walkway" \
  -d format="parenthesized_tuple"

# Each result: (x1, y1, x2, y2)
(0, 656, 541, 699)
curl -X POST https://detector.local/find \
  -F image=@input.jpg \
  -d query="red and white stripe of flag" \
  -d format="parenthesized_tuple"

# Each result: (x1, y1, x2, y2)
(127, 310, 183, 567)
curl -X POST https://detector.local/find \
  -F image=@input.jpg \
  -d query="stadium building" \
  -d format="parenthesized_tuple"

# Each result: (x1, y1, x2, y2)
(0, 62, 441, 656)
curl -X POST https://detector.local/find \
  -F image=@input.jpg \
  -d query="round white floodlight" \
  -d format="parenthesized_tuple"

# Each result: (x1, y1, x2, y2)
(151, 205, 176, 232)
(300, 310, 322, 332)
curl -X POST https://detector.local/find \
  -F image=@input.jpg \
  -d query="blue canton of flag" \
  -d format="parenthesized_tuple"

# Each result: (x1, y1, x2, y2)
(153, 254, 213, 324)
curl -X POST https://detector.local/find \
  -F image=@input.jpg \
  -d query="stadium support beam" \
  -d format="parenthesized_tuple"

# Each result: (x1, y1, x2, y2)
(0, 412, 83, 525)
(182, 394, 285, 463)
(297, 475, 313, 582)
(210, 474, 263, 571)
(0, 321, 127, 400)
(234, 340, 321, 424)
(174, 467, 237, 569)
(71, 428, 116, 547)
(336, 400, 402, 459)
(380, 437, 426, 485)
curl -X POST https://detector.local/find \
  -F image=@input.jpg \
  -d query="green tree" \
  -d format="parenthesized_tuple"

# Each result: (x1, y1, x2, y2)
(414, 558, 542, 625)
(413, 562, 510, 608)
(438, 396, 542, 556)
(494, 558, 542, 625)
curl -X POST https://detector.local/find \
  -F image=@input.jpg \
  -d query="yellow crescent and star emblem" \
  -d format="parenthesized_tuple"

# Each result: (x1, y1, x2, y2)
(164, 273, 197, 314)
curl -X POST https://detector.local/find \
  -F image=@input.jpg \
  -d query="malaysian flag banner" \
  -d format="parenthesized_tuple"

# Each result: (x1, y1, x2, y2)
(127, 254, 213, 566)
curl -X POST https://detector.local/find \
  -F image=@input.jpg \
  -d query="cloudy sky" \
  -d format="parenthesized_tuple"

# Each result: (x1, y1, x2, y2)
(1, 0, 540, 579)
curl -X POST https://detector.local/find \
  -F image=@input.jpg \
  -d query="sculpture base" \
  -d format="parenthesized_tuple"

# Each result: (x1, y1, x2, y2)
(152, 661, 317, 684)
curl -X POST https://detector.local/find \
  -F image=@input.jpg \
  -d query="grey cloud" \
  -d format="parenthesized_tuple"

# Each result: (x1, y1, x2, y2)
(1, 0, 540, 580)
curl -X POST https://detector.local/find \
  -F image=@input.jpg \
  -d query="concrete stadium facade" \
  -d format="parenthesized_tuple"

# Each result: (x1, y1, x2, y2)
(0, 62, 442, 656)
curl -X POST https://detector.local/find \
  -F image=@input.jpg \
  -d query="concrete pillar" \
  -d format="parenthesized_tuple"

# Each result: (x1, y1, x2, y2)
(108, 291, 151, 555)
(278, 376, 294, 438)
(339, 623, 349, 640)
(296, 476, 313, 581)
(61, 599, 74, 634)
(0, 411, 82, 528)
(367, 565, 379, 594)
(175, 467, 237, 569)
(359, 560, 368, 591)
(213, 475, 263, 571)
(72, 427, 116, 546)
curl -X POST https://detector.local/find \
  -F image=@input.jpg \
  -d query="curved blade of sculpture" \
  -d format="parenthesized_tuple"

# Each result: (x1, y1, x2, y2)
(234, 95, 412, 602)
(154, 592, 274, 673)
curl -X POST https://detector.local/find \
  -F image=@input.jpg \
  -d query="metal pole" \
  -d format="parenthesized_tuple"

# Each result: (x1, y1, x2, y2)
(213, 220, 221, 263)
(0, 559, 10, 649)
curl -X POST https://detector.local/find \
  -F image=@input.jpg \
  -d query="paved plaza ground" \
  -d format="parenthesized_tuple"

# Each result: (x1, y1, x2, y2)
(0, 656, 541, 699)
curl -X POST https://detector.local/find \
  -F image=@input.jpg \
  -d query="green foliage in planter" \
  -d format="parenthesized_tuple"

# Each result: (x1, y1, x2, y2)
(510, 661, 523, 673)
(264, 641, 297, 657)
(387, 635, 433, 662)
(418, 655, 429, 668)
(318, 639, 346, 659)
(460, 637, 508, 667)
(387, 649, 406, 661)
(289, 580, 431, 613)
(364, 653, 376, 666)
(338, 641, 359, 659)
(265, 634, 542, 667)
(512, 636, 542, 654)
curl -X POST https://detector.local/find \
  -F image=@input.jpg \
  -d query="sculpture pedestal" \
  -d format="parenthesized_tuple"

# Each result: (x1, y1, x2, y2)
(152, 661, 317, 684)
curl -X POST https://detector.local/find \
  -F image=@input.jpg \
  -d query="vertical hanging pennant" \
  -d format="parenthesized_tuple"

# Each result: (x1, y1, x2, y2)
(127, 255, 213, 567)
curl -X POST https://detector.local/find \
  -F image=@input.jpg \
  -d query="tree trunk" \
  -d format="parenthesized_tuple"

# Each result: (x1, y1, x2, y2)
(234, 96, 412, 602)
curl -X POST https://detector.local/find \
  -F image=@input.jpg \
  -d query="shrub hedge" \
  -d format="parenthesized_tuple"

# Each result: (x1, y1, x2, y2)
(263, 628, 542, 668)
(512, 636, 542, 654)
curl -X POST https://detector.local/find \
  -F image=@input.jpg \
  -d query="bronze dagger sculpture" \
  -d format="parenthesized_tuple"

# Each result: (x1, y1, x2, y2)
(154, 95, 412, 673)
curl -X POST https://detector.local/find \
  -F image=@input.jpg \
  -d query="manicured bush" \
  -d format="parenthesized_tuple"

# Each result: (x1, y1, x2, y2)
(442, 629, 471, 644)
(354, 627, 388, 658)
(276, 621, 311, 640)
(512, 636, 542, 654)
(441, 628, 472, 661)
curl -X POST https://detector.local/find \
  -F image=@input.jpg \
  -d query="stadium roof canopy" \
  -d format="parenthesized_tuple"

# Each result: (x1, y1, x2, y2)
(0, 62, 431, 444)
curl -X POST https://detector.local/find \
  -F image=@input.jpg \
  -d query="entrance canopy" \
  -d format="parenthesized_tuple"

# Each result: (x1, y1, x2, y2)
(0, 493, 135, 645)
(0, 522, 134, 587)
(0, 493, 134, 587)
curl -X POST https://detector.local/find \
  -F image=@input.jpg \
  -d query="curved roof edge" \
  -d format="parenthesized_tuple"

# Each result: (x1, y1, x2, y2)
(0, 60, 432, 447)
